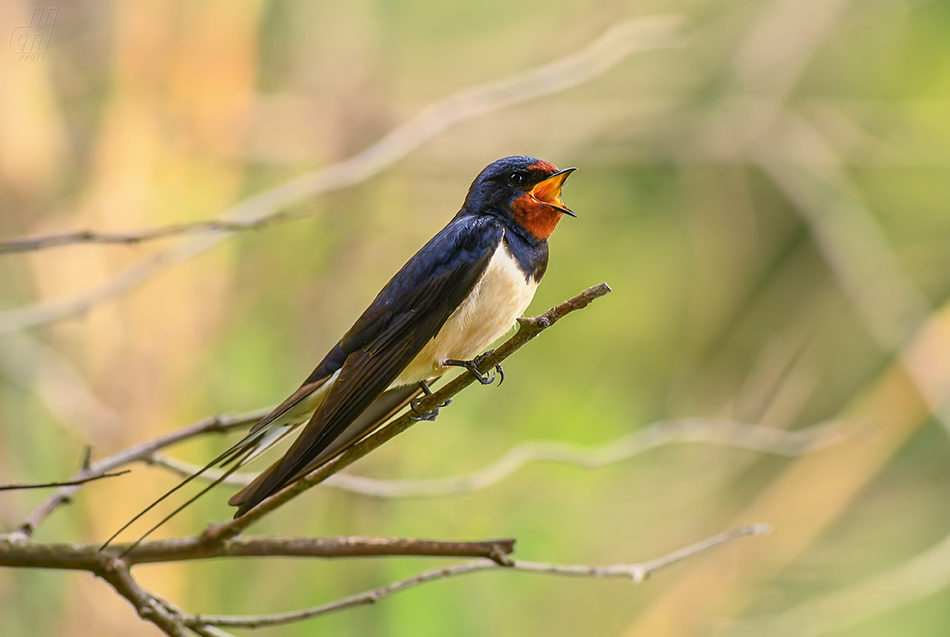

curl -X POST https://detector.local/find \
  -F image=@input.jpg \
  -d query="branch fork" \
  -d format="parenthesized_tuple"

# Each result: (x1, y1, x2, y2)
(0, 282, 791, 637)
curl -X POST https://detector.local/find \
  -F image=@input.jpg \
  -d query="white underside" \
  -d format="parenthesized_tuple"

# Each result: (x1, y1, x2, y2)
(394, 239, 538, 386)
(248, 239, 537, 456)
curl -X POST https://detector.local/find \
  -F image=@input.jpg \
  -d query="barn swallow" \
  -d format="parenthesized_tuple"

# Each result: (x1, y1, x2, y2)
(103, 155, 575, 549)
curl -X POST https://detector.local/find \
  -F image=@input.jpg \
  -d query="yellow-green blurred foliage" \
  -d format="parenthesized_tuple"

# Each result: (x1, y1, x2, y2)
(2, 0, 950, 635)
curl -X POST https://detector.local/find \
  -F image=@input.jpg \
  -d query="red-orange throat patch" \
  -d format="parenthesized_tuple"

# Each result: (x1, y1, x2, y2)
(511, 192, 563, 240)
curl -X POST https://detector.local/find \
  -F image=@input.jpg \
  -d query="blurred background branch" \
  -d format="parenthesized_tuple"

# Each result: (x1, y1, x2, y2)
(148, 418, 847, 496)
(0, 470, 130, 492)
(0, 285, 769, 636)
(2, 0, 949, 635)
(184, 524, 769, 632)
(0, 15, 681, 333)
(7, 408, 267, 540)
(200, 284, 612, 542)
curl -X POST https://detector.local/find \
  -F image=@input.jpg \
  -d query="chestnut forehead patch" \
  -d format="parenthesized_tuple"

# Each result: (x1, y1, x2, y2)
(527, 160, 558, 173)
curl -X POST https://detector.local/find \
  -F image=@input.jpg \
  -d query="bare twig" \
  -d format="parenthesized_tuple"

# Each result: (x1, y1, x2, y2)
(0, 470, 130, 491)
(7, 283, 608, 546)
(0, 16, 681, 257)
(0, 16, 680, 335)
(0, 282, 775, 637)
(512, 523, 771, 583)
(96, 558, 188, 637)
(0, 536, 516, 569)
(148, 419, 847, 496)
(0, 522, 764, 634)
(0, 221, 284, 254)
(188, 626, 236, 637)
(7, 408, 267, 539)
(186, 524, 770, 630)
(187, 624, 237, 637)
(202, 283, 612, 543)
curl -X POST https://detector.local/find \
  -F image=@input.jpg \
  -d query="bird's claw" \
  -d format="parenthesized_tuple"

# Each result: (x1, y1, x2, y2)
(445, 351, 504, 386)
(409, 397, 451, 421)
(478, 354, 504, 386)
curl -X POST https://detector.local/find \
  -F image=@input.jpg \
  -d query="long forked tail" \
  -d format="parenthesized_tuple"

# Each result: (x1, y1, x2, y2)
(99, 432, 265, 555)
(102, 380, 427, 552)
(100, 375, 340, 553)
(228, 382, 425, 517)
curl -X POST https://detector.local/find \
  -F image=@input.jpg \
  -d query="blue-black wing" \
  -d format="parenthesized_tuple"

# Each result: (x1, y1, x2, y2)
(229, 213, 504, 515)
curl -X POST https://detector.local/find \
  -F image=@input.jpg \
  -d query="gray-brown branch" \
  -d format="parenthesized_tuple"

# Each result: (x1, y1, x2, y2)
(0, 536, 515, 570)
(0, 18, 681, 259)
(0, 283, 612, 637)
(7, 408, 267, 539)
(186, 524, 770, 630)
(202, 283, 612, 543)
(0, 282, 776, 637)
(0, 470, 130, 492)
(148, 418, 847, 496)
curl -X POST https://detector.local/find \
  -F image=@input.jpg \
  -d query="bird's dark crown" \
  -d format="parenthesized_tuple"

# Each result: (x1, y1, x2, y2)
(460, 155, 575, 243)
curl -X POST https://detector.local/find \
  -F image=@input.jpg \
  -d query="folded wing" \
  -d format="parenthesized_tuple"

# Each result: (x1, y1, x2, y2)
(230, 214, 504, 516)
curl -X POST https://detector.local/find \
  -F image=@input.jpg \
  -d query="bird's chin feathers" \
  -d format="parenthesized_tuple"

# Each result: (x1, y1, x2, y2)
(509, 192, 565, 241)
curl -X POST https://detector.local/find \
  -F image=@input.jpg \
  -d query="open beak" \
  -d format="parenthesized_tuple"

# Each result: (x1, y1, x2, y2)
(530, 167, 577, 217)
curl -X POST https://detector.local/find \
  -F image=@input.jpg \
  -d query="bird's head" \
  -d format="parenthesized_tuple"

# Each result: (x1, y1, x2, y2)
(463, 156, 576, 242)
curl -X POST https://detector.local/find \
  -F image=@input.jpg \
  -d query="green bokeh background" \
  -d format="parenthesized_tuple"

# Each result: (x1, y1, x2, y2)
(2, 0, 950, 635)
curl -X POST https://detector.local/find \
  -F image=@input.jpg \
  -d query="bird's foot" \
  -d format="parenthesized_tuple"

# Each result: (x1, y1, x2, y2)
(409, 380, 451, 421)
(444, 351, 504, 386)
(409, 399, 450, 421)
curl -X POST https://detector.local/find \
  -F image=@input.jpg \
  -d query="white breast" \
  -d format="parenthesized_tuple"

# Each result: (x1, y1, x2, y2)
(394, 239, 538, 386)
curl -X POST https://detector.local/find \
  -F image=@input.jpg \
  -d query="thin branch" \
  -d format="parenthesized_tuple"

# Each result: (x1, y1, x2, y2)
(512, 523, 771, 583)
(0, 16, 682, 257)
(148, 419, 847, 496)
(7, 283, 607, 544)
(96, 558, 188, 637)
(135, 592, 219, 637)
(201, 283, 612, 544)
(0, 16, 681, 335)
(7, 408, 267, 539)
(187, 624, 236, 637)
(0, 283, 775, 636)
(0, 536, 515, 569)
(5, 283, 606, 545)
(0, 221, 284, 254)
(187, 524, 770, 630)
(0, 470, 130, 491)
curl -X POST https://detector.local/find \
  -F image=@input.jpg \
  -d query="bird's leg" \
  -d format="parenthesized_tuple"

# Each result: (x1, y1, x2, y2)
(443, 350, 504, 386)
(410, 380, 452, 421)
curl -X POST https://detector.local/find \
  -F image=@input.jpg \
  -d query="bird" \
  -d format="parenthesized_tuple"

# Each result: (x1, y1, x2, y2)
(102, 155, 576, 550)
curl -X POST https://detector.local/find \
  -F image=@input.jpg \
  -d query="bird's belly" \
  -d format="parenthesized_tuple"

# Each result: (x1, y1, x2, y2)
(394, 243, 538, 386)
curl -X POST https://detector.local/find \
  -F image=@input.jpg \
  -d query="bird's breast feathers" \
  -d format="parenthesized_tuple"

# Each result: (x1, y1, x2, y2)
(395, 238, 538, 385)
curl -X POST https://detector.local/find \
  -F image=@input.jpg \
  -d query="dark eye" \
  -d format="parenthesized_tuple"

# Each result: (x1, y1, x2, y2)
(507, 171, 526, 186)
